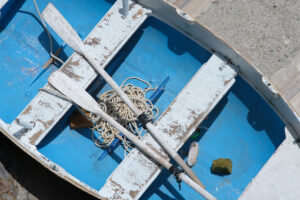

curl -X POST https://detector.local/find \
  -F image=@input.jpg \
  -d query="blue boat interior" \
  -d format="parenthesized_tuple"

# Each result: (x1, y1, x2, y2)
(0, 0, 286, 199)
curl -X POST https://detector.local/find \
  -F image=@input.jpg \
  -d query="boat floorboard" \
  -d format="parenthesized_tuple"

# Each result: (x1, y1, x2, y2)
(98, 54, 237, 199)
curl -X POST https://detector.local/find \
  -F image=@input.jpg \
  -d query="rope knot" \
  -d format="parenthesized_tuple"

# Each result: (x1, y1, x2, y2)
(169, 165, 184, 190)
(137, 113, 152, 129)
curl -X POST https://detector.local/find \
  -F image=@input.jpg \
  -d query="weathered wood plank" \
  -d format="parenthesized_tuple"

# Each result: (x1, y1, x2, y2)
(98, 54, 237, 200)
(8, 0, 150, 146)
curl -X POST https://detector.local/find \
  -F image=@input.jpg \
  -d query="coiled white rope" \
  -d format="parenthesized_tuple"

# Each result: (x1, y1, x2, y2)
(90, 77, 159, 157)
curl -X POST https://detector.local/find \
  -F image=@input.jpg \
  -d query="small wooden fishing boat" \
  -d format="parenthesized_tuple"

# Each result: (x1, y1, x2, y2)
(0, 0, 299, 199)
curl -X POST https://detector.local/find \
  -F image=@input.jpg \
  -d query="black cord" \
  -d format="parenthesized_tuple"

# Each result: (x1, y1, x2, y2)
(137, 113, 152, 129)
(169, 165, 184, 190)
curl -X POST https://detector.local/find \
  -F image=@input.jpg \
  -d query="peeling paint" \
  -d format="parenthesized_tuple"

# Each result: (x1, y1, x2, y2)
(22, 105, 32, 115)
(84, 37, 101, 46)
(29, 130, 43, 145)
(61, 65, 83, 81)
(132, 9, 143, 20)
(129, 190, 139, 198)
(38, 100, 53, 110)
(68, 58, 80, 66)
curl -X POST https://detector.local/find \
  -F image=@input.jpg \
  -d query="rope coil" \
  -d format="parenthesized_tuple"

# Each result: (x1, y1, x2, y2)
(90, 77, 159, 156)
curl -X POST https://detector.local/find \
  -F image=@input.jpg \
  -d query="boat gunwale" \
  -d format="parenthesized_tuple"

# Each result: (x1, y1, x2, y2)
(0, 0, 299, 199)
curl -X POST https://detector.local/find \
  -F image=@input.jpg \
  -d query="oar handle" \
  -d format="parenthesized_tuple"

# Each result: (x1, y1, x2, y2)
(93, 102, 214, 199)
(179, 173, 217, 200)
(146, 123, 205, 188)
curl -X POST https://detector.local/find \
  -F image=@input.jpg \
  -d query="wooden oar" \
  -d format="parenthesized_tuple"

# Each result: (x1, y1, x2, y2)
(42, 3, 204, 188)
(48, 71, 216, 200)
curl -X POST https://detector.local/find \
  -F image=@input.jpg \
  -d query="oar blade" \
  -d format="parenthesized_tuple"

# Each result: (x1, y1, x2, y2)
(42, 3, 84, 54)
(48, 71, 101, 115)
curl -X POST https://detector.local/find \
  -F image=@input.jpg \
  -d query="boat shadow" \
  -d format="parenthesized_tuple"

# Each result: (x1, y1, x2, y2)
(0, 130, 99, 200)
(37, 30, 69, 62)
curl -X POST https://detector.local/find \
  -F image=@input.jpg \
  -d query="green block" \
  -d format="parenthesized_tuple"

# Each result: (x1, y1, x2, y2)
(211, 158, 232, 175)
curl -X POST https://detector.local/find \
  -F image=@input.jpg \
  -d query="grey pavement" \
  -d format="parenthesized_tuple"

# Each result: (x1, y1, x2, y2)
(194, 0, 300, 78)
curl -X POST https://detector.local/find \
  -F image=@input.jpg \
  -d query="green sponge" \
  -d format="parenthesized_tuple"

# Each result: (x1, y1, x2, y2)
(211, 158, 232, 175)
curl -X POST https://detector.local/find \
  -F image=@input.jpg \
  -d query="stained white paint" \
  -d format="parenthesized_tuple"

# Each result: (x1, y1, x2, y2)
(2, 1, 150, 196)
(0, 117, 99, 196)
(98, 54, 237, 199)
(262, 76, 278, 98)
(139, 0, 300, 139)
